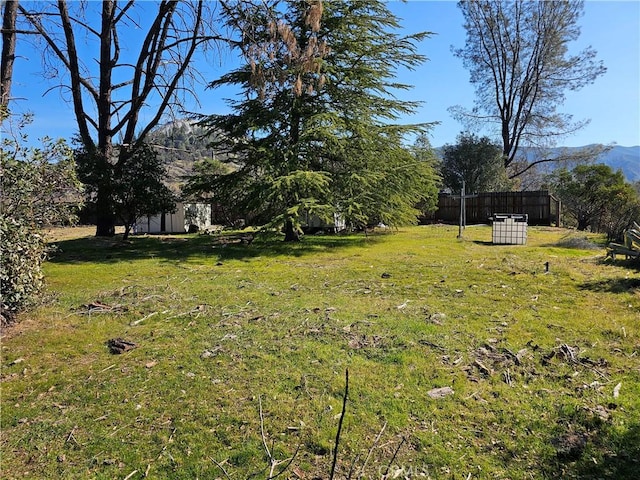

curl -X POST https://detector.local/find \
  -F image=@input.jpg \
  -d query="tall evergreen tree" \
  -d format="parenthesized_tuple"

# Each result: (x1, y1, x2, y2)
(196, 0, 438, 240)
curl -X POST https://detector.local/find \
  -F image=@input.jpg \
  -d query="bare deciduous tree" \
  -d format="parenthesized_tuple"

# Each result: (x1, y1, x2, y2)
(452, 0, 606, 178)
(14, 1, 223, 235)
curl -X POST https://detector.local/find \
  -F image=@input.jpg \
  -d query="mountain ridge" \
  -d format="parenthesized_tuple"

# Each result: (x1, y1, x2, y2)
(434, 144, 639, 183)
(597, 145, 640, 182)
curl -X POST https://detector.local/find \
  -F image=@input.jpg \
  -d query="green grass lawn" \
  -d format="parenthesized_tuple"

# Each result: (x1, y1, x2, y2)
(2, 225, 639, 479)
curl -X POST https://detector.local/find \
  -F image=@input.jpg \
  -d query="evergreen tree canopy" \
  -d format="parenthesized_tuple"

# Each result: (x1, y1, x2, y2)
(76, 142, 177, 240)
(111, 143, 178, 240)
(548, 163, 639, 237)
(440, 132, 511, 194)
(195, 0, 438, 240)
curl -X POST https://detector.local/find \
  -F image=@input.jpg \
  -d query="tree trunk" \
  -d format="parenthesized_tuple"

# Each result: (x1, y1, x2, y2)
(89, 2, 118, 237)
(1, 0, 18, 110)
(95, 181, 115, 236)
(577, 218, 589, 231)
(284, 219, 300, 242)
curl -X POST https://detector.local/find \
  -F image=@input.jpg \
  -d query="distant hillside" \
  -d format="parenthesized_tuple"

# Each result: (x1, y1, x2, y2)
(434, 144, 639, 183)
(146, 120, 212, 191)
(596, 145, 640, 182)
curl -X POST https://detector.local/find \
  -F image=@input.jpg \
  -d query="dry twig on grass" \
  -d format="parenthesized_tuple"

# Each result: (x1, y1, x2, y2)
(330, 369, 349, 480)
(258, 395, 301, 480)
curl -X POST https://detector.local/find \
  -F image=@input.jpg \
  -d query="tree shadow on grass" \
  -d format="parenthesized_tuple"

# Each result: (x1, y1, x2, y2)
(47, 232, 379, 265)
(471, 240, 494, 246)
(601, 258, 640, 273)
(579, 277, 640, 294)
(544, 421, 640, 479)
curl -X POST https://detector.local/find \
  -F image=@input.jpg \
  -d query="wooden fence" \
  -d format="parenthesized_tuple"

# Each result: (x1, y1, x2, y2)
(423, 190, 561, 226)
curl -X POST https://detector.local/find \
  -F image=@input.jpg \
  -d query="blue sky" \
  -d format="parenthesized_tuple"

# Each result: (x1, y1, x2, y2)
(6, 0, 640, 148)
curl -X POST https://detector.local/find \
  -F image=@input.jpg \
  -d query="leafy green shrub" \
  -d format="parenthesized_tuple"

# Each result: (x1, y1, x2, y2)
(0, 217, 46, 326)
(0, 134, 82, 325)
(549, 163, 640, 239)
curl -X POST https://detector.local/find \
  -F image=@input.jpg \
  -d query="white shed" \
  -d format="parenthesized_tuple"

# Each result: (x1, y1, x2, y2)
(304, 212, 346, 233)
(135, 203, 212, 234)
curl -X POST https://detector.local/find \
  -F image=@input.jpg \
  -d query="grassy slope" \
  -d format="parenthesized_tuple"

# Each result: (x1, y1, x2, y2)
(1, 226, 639, 479)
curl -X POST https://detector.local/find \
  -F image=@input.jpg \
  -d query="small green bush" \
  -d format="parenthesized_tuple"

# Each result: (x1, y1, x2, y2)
(0, 133, 82, 325)
(0, 217, 46, 325)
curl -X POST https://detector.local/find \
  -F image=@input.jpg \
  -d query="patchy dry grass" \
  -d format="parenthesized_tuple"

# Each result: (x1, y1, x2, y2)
(1, 225, 639, 479)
